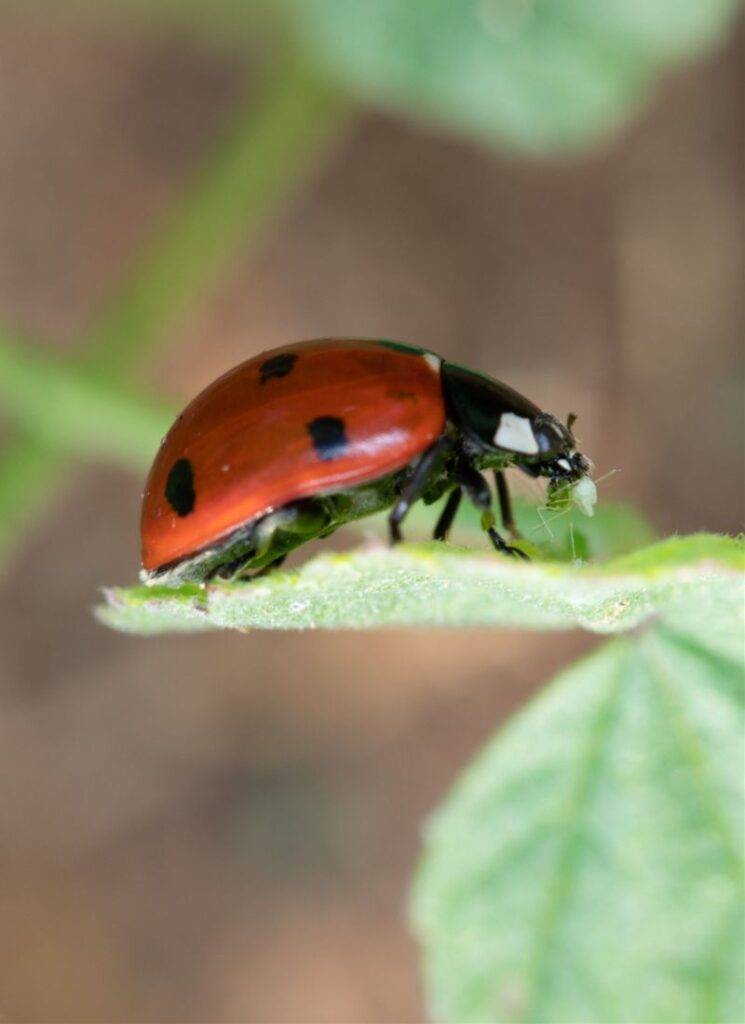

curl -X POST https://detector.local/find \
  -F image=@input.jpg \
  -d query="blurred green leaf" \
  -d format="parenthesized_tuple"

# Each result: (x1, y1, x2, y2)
(411, 601, 744, 1023)
(283, 0, 741, 152)
(97, 533, 743, 635)
(499, 497, 629, 561)
(361, 494, 655, 563)
(0, 335, 173, 471)
(558, 0, 744, 60)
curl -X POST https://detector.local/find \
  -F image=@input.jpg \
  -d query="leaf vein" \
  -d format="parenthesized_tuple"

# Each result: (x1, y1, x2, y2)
(521, 641, 628, 1021)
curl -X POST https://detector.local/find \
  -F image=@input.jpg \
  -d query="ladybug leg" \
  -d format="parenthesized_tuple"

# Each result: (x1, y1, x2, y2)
(212, 551, 255, 582)
(389, 435, 453, 544)
(458, 462, 529, 561)
(433, 487, 462, 542)
(211, 500, 332, 582)
(486, 527, 529, 561)
(494, 470, 521, 539)
(251, 554, 287, 579)
(213, 553, 287, 583)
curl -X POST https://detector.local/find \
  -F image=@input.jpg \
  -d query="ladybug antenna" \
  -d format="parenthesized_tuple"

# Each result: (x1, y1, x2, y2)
(566, 412, 577, 432)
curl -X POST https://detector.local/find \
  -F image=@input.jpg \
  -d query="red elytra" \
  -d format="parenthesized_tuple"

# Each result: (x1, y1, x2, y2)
(140, 338, 445, 572)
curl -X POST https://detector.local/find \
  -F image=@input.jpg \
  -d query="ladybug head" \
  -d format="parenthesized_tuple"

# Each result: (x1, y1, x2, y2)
(442, 361, 593, 484)
(528, 412, 593, 485)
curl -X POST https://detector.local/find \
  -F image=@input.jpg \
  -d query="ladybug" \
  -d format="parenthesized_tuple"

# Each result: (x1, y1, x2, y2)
(140, 338, 593, 584)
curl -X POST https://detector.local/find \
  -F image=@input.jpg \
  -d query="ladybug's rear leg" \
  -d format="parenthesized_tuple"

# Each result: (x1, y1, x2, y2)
(389, 436, 453, 544)
(458, 462, 529, 561)
(433, 487, 462, 542)
(250, 554, 287, 579)
(211, 500, 332, 582)
(214, 553, 286, 582)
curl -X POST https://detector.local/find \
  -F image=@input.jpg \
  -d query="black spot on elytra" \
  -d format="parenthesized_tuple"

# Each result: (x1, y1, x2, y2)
(165, 458, 196, 516)
(307, 416, 348, 461)
(259, 352, 297, 383)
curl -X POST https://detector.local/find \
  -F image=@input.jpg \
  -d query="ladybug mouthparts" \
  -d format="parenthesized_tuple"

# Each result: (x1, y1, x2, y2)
(548, 449, 593, 483)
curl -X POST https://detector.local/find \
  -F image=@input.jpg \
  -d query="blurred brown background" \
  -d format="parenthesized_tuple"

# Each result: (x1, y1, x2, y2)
(0, 7, 742, 1022)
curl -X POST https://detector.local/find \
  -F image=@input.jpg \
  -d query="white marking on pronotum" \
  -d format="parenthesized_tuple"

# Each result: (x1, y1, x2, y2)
(423, 352, 441, 373)
(494, 413, 539, 454)
(556, 457, 572, 472)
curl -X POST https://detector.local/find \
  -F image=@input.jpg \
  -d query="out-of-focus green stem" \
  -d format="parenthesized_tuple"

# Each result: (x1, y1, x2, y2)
(0, 335, 173, 470)
(0, 440, 64, 564)
(84, 54, 349, 374)
(0, 51, 351, 566)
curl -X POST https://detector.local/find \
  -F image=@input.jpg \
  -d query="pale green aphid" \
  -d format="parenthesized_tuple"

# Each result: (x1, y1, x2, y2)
(572, 475, 597, 517)
(546, 475, 597, 518)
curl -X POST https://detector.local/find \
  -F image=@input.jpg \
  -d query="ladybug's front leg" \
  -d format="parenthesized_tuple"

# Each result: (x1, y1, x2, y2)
(494, 469, 522, 540)
(458, 462, 529, 561)
(389, 435, 453, 544)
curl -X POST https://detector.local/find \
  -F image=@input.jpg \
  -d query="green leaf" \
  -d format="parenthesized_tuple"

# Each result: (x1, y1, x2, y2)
(559, 0, 743, 60)
(411, 606, 745, 1023)
(96, 533, 743, 635)
(283, 0, 741, 153)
